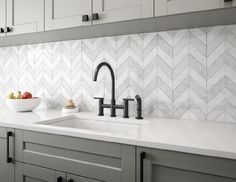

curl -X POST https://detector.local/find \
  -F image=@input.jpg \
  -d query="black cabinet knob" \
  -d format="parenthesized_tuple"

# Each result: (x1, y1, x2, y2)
(92, 13, 99, 20)
(0, 28, 4, 33)
(82, 15, 89, 22)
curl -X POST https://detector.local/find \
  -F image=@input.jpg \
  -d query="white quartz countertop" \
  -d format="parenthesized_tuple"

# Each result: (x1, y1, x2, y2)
(0, 107, 236, 160)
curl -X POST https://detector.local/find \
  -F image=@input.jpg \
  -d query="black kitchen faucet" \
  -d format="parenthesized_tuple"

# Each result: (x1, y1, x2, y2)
(93, 62, 134, 118)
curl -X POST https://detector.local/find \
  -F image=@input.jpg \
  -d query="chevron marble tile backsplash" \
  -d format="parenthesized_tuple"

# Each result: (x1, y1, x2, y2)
(0, 24, 236, 123)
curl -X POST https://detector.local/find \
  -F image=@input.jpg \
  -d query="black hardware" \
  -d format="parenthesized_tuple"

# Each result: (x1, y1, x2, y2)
(7, 131, 13, 163)
(92, 13, 99, 20)
(0, 28, 4, 33)
(135, 95, 143, 119)
(93, 62, 116, 117)
(123, 98, 134, 118)
(68, 179, 74, 182)
(57, 177, 63, 182)
(93, 62, 134, 118)
(140, 152, 146, 182)
(224, 0, 233, 2)
(4, 27, 12, 33)
(94, 97, 104, 116)
(82, 15, 89, 22)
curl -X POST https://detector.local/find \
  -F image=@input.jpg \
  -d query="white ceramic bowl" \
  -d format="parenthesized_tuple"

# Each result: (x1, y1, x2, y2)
(6, 98, 41, 112)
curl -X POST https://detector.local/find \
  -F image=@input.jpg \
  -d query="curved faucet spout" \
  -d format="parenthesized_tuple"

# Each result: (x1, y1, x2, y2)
(93, 62, 115, 103)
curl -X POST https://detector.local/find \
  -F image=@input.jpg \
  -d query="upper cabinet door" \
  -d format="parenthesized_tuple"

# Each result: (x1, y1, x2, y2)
(45, 0, 92, 31)
(167, 0, 223, 15)
(93, 0, 153, 24)
(155, 0, 168, 16)
(6, 0, 44, 36)
(0, 0, 6, 37)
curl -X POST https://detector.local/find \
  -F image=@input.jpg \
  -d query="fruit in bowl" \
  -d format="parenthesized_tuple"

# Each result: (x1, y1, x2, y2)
(6, 91, 41, 112)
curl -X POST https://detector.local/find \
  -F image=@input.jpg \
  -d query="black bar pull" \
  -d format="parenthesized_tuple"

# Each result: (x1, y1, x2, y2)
(224, 0, 233, 2)
(68, 179, 74, 182)
(140, 152, 146, 182)
(7, 131, 13, 163)
(92, 13, 99, 20)
(57, 176, 63, 182)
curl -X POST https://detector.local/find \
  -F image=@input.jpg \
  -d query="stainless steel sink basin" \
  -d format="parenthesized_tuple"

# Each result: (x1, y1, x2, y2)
(36, 116, 143, 136)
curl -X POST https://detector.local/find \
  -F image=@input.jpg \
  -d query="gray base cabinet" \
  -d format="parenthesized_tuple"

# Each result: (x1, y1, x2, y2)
(0, 127, 14, 182)
(2, 127, 236, 182)
(15, 130, 135, 182)
(137, 147, 236, 182)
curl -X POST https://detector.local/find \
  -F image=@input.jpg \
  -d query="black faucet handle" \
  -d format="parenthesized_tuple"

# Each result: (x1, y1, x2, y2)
(123, 98, 135, 101)
(94, 97, 104, 116)
(123, 98, 134, 118)
(94, 97, 104, 100)
(135, 95, 143, 119)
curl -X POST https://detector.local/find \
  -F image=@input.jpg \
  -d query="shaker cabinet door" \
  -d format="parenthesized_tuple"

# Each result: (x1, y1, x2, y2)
(6, 0, 44, 35)
(45, 0, 92, 31)
(92, 0, 153, 24)
(67, 174, 102, 182)
(0, 0, 6, 37)
(15, 162, 66, 182)
(0, 128, 14, 182)
(167, 0, 222, 15)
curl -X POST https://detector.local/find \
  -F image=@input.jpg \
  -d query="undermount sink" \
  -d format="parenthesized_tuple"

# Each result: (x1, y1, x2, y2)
(36, 115, 143, 136)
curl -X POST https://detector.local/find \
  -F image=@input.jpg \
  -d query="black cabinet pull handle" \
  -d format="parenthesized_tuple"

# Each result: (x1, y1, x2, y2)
(224, 0, 233, 2)
(92, 13, 99, 20)
(0, 28, 4, 33)
(7, 131, 13, 163)
(68, 179, 74, 182)
(57, 176, 63, 182)
(82, 15, 89, 22)
(140, 152, 146, 182)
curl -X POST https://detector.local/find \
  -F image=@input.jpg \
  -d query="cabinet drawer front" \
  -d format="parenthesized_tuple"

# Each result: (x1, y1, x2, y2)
(19, 130, 135, 182)
(151, 149, 236, 178)
(137, 147, 236, 181)
(152, 165, 236, 182)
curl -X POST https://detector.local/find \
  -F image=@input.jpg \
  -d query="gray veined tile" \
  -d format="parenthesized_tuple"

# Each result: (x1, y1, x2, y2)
(0, 25, 236, 123)
(189, 28, 207, 120)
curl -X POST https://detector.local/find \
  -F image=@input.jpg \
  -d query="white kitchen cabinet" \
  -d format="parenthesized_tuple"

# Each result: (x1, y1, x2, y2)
(155, 0, 234, 17)
(92, 0, 153, 25)
(155, 0, 168, 16)
(0, 0, 6, 37)
(45, 0, 92, 31)
(6, 0, 44, 36)
(167, 0, 223, 15)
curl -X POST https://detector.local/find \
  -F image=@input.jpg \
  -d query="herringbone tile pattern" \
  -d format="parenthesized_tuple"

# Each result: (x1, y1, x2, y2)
(0, 25, 236, 123)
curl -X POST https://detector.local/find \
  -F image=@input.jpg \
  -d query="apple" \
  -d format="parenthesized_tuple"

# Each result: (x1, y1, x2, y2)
(22, 92, 32, 99)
